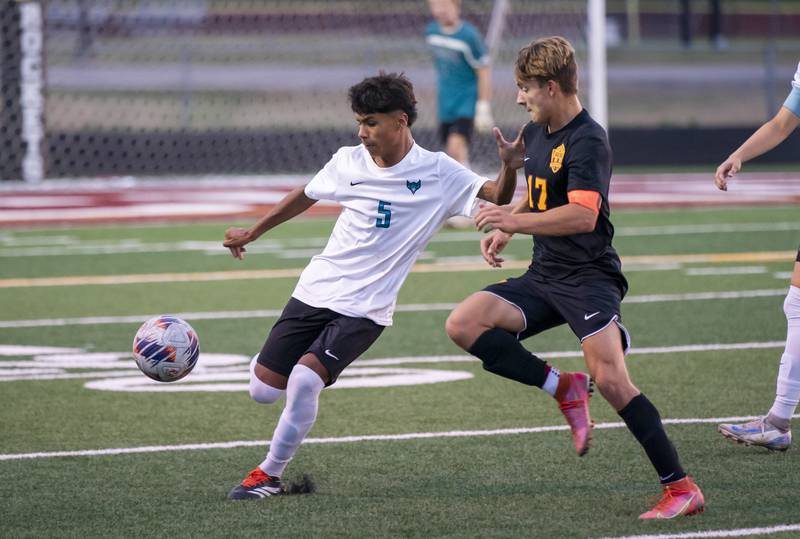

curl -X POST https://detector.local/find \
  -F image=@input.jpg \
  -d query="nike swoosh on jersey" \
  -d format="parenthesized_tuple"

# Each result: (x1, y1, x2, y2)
(350, 181, 365, 186)
(584, 312, 600, 320)
(324, 349, 341, 361)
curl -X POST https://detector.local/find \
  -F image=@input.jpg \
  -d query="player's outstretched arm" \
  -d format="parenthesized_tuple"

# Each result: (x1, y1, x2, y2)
(715, 107, 800, 190)
(223, 186, 317, 260)
(477, 125, 526, 204)
(476, 201, 596, 237)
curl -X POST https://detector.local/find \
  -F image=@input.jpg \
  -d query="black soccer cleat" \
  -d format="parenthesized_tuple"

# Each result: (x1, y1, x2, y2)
(227, 467, 285, 500)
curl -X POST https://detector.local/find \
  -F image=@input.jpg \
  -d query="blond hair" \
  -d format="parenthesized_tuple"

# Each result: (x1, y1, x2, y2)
(515, 36, 578, 96)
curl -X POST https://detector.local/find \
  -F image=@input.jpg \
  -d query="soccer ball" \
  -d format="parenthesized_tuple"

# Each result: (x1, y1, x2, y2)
(132, 315, 200, 382)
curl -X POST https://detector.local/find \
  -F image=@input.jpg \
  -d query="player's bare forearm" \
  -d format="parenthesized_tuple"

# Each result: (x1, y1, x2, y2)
(477, 66, 492, 102)
(224, 187, 316, 259)
(478, 163, 517, 205)
(510, 196, 529, 214)
(515, 203, 596, 235)
(248, 187, 317, 239)
(730, 107, 800, 164)
(496, 203, 596, 236)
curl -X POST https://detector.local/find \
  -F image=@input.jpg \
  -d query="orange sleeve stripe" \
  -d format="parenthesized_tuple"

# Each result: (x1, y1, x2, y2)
(568, 190, 601, 215)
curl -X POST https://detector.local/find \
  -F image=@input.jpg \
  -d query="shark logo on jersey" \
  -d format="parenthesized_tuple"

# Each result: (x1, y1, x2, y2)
(550, 143, 565, 173)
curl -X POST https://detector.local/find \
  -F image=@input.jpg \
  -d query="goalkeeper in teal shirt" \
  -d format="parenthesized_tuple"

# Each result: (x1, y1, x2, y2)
(716, 62, 800, 450)
(426, 0, 493, 166)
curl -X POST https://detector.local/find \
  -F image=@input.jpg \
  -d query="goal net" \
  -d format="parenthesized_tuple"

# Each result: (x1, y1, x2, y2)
(0, 0, 601, 181)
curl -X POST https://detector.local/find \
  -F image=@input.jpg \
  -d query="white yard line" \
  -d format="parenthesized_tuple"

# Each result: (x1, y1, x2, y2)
(1, 413, 797, 462)
(598, 523, 800, 539)
(0, 289, 787, 328)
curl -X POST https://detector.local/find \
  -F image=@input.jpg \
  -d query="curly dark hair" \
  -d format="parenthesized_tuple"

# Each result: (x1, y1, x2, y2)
(348, 72, 418, 127)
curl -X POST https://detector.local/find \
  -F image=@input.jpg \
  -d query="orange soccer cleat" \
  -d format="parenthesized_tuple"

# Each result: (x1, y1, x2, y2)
(554, 371, 594, 456)
(639, 476, 705, 519)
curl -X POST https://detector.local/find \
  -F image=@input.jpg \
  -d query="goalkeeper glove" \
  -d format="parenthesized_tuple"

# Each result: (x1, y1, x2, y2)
(474, 100, 494, 133)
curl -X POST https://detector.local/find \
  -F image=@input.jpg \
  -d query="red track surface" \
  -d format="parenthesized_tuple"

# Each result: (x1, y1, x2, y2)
(1, 172, 799, 227)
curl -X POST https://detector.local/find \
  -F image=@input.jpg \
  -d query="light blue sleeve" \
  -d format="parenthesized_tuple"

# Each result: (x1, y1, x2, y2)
(784, 87, 800, 118)
(784, 62, 800, 117)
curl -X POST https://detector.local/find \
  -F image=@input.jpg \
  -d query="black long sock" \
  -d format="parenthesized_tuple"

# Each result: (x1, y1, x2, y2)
(618, 394, 686, 484)
(468, 328, 549, 387)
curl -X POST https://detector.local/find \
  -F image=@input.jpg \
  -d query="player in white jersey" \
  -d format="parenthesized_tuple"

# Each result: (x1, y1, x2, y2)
(716, 62, 800, 451)
(222, 72, 519, 499)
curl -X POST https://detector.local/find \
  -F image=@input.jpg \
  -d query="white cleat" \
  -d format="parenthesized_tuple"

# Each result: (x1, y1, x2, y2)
(718, 417, 791, 451)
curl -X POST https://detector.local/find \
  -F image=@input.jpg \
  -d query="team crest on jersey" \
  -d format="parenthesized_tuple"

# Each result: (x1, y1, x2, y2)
(550, 143, 565, 173)
(406, 179, 422, 194)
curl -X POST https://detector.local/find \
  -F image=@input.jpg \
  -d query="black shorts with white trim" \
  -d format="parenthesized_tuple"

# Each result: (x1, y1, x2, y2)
(257, 297, 385, 385)
(482, 270, 630, 353)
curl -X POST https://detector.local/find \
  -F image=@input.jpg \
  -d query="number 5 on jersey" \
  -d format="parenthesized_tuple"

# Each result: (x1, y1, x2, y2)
(527, 175, 547, 211)
(376, 200, 392, 228)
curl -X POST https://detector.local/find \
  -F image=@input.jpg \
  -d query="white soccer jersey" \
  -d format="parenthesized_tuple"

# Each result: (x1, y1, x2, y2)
(292, 142, 487, 325)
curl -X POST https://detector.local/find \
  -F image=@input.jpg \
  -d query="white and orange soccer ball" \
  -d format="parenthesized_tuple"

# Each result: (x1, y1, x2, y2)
(132, 315, 200, 382)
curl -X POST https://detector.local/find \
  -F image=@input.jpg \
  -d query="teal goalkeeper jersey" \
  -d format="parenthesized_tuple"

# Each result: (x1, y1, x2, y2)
(783, 62, 800, 117)
(425, 20, 489, 123)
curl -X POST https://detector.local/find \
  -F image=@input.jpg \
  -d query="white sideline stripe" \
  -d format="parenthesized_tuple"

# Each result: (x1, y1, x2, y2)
(622, 288, 786, 304)
(0, 289, 786, 328)
(0, 251, 795, 288)
(0, 341, 786, 382)
(685, 266, 768, 276)
(599, 523, 800, 539)
(1, 222, 797, 258)
(0, 221, 800, 258)
(2, 414, 798, 462)
(357, 340, 787, 366)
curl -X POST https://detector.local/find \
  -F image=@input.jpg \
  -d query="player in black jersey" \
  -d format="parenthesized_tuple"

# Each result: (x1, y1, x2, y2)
(445, 36, 705, 519)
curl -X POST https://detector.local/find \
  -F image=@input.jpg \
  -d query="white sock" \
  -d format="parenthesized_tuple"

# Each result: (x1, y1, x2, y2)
(768, 286, 800, 423)
(248, 355, 285, 404)
(260, 364, 325, 478)
(542, 366, 561, 397)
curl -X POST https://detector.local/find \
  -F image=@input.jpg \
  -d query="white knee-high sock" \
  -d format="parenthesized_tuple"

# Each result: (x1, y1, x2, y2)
(248, 355, 285, 404)
(260, 364, 324, 478)
(768, 286, 800, 423)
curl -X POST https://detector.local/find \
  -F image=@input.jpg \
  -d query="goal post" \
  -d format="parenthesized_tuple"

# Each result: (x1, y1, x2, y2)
(0, 0, 45, 182)
(587, 0, 608, 131)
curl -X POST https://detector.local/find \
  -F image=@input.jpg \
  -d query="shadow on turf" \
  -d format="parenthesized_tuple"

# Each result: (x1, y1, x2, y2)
(285, 474, 316, 495)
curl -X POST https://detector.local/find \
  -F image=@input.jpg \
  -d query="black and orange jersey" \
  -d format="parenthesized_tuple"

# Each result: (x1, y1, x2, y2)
(521, 109, 626, 293)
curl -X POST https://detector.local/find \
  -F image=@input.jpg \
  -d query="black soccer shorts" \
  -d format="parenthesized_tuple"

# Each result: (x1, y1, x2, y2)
(257, 297, 385, 385)
(481, 271, 631, 353)
(439, 117, 474, 146)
